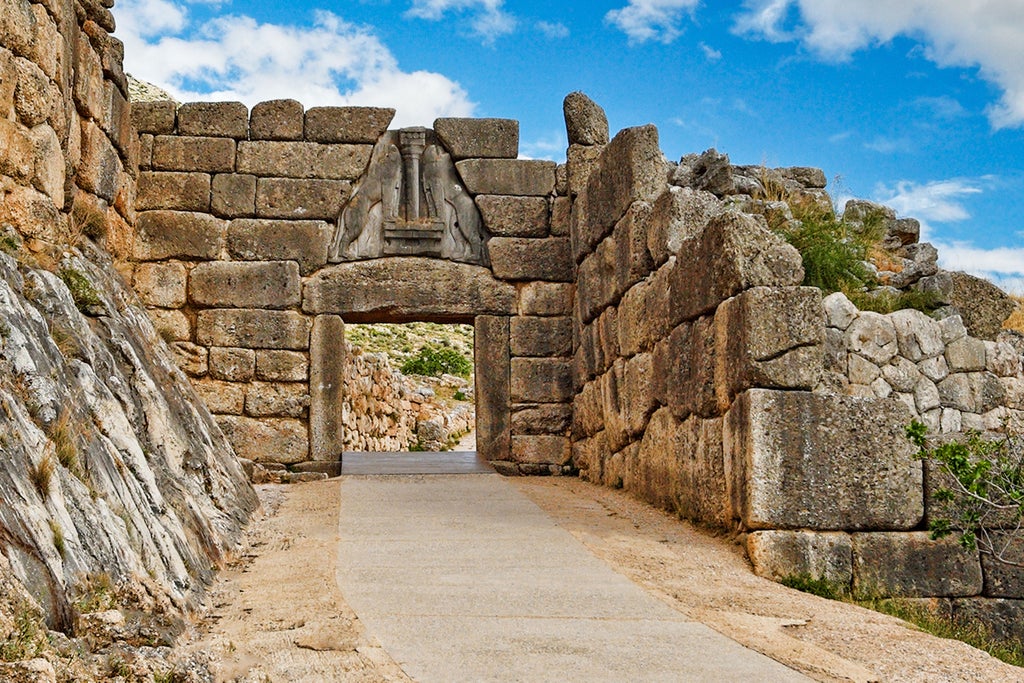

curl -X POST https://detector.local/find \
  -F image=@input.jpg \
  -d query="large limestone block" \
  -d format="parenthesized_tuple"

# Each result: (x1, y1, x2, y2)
(747, 531, 853, 585)
(136, 171, 210, 212)
(78, 120, 121, 201)
(256, 350, 309, 382)
(852, 532, 982, 598)
(823, 292, 859, 331)
(303, 258, 516, 320)
(511, 435, 571, 465)
(646, 186, 720, 267)
(572, 431, 610, 483)
(245, 382, 309, 418)
(131, 101, 176, 135)
(255, 177, 350, 220)
(656, 317, 718, 420)
(511, 404, 571, 436)
(0, 185, 61, 242)
(196, 309, 311, 350)
(889, 308, 945, 361)
(575, 236, 617, 321)
(216, 415, 308, 464)
(192, 379, 245, 415)
(455, 159, 556, 196)
(133, 261, 186, 308)
(937, 372, 1006, 413)
(715, 286, 824, 405)
(475, 315, 511, 462)
(237, 141, 372, 179)
(622, 352, 658, 438)
(134, 211, 226, 261)
(152, 135, 236, 173)
(304, 106, 395, 144)
(612, 201, 654, 301)
(578, 125, 666, 255)
(209, 347, 256, 382)
(846, 311, 898, 365)
(178, 102, 249, 138)
(725, 389, 923, 530)
(567, 144, 603, 200)
(211, 173, 257, 218)
(948, 271, 1017, 340)
(979, 533, 1024, 597)
(250, 99, 304, 141)
(434, 118, 519, 159)
(510, 358, 572, 403)
(947, 599, 1024, 644)
(189, 261, 300, 309)
(572, 378, 605, 439)
(517, 282, 573, 317)
(510, 316, 571, 357)
(486, 237, 573, 283)
(563, 91, 609, 146)
(227, 219, 331, 275)
(946, 336, 987, 372)
(310, 315, 345, 461)
(475, 195, 548, 237)
(668, 212, 804, 324)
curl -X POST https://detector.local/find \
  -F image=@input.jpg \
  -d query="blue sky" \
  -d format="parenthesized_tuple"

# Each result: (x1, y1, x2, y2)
(113, 0, 1024, 293)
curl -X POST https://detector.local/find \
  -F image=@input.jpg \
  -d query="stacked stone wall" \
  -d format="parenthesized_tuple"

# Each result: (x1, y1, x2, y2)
(129, 102, 574, 469)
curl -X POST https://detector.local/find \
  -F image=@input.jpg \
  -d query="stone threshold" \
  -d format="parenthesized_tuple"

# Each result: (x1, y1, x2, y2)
(339, 451, 494, 475)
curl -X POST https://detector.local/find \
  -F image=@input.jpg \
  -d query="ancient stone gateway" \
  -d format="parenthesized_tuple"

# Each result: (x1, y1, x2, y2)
(132, 104, 574, 473)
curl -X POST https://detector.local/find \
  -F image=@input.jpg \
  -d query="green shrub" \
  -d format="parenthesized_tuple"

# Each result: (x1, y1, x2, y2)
(847, 289, 941, 315)
(58, 268, 102, 312)
(907, 421, 1024, 563)
(400, 345, 472, 378)
(775, 207, 876, 294)
(0, 600, 46, 662)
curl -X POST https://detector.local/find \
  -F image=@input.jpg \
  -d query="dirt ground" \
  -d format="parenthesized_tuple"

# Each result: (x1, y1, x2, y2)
(180, 476, 1023, 682)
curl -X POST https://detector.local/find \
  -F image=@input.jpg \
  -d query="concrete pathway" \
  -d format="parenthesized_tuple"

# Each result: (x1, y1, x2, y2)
(336, 473, 811, 682)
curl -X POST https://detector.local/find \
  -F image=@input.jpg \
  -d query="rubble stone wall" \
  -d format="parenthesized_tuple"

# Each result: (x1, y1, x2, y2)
(129, 101, 574, 470)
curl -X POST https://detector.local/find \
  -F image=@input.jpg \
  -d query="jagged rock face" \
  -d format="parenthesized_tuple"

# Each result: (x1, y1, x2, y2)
(0, 238, 257, 630)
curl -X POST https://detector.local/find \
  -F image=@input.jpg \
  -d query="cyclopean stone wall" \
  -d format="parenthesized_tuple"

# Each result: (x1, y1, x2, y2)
(129, 100, 574, 472)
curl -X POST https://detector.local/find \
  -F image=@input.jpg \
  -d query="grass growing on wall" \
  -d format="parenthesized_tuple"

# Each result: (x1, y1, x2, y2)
(1005, 296, 1024, 334)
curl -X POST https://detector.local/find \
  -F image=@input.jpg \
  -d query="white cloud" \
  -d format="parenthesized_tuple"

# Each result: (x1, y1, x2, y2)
(863, 136, 911, 154)
(700, 42, 722, 61)
(113, 2, 475, 127)
(537, 21, 569, 39)
(405, 0, 516, 41)
(605, 0, 700, 44)
(733, 0, 1024, 128)
(931, 242, 1024, 295)
(519, 135, 566, 161)
(912, 95, 967, 121)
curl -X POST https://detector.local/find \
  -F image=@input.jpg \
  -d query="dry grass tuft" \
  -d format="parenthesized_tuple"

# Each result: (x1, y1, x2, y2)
(1004, 295, 1024, 334)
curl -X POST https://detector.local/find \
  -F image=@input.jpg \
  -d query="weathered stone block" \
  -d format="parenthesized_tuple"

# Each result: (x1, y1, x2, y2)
(255, 177, 350, 220)
(130, 101, 176, 134)
(133, 261, 186, 308)
(889, 308, 945, 361)
(190, 261, 301, 309)
(310, 315, 345, 461)
(136, 171, 210, 212)
(511, 358, 572, 403)
(580, 125, 666, 253)
(304, 106, 395, 143)
(256, 350, 309, 382)
(489, 237, 572, 282)
(434, 118, 518, 159)
(852, 532, 982, 598)
(599, 361, 630, 453)
(512, 435, 571, 465)
(948, 598, 1024, 644)
(0, 184, 61, 242)
(475, 195, 548, 237)
(747, 531, 853, 585)
(152, 135, 236, 173)
(823, 292, 859, 331)
(215, 415, 308, 464)
(245, 382, 309, 418)
(237, 141, 372, 179)
(177, 101, 248, 138)
(134, 211, 226, 261)
(576, 236, 617, 322)
(510, 316, 571, 357)
(475, 315, 510, 462)
(171, 341, 208, 377)
(715, 286, 825, 405)
(987, 341, 1022, 377)
(227, 218, 331, 275)
(613, 201, 654, 300)
(304, 258, 516, 319)
(550, 196, 571, 236)
(725, 390, 923, 530)
(78, 120, 121, 201)
(197, 310, 311, 350)
(455, 159, 556, 196)
(980, 534, 1024, 597)
(946, 336, 987, 372)
(148, 308, 191, 341)
(517, 282, 573, 317)
(846, 311, 898, 366)
(211, 173, 256, 218)
(572, 431, 609, 483)
(250, 99, 304, 141)
(567, 144, 603, 200)
(657, 318, 718, 420)
(73, 32, 104, 120)
(646, 186, 720, 267)
(937, 372, 1006, 413)
(209, 347, 256, 382)
(563, 91, 609, 146)
(192, 378, 245, 415)
(139, 134, 154, 170)
(572, 378, 605, 439)
(511, 404, 571, 436)
(622, 351, 657, 437)
(668, 212, 804, 324)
